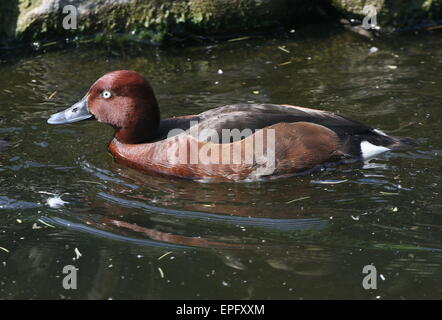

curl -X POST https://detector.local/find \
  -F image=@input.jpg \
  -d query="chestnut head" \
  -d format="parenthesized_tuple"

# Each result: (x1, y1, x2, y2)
(48, 70, 160, 143)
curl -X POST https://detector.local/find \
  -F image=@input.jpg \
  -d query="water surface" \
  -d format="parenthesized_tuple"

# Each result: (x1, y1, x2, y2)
(0, 28, 441, 299)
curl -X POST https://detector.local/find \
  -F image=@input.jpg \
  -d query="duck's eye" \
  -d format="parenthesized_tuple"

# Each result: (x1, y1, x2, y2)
(102, 90, 112, 99)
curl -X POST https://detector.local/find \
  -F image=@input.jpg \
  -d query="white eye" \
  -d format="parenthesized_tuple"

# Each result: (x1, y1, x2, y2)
(102, 90, 112, 99)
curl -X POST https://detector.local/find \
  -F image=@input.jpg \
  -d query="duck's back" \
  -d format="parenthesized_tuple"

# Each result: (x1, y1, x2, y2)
(196, 104, 373, 139)
(163, 104, 415, 160)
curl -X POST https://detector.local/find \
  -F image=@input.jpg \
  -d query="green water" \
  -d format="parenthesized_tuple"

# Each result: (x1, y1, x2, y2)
(0, 28, 441, 299)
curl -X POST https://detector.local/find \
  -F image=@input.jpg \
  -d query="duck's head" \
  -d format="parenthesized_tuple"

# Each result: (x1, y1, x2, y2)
(48, 70, 160, 143)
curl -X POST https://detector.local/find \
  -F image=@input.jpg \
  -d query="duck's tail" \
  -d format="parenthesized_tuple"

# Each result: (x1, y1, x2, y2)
(341, 130, 418, 160)
(386, 135, 418, 150)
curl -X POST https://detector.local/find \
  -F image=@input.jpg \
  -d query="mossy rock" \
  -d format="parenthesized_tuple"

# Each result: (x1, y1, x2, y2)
(2, 0, 314, 45)
(2, 0, 442, 46)
(332, 0, 442, 30)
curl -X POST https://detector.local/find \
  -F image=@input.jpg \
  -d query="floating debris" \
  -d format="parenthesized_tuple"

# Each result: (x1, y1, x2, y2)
(387, 65, 398, 70)
(252, 90, 260, 95)
(46, 195, 68, 208)
(158, 251, 172, 261)
(37, 219, 56, 228)
(227, 36, 251, 42)
(222, 280, 230, 286)
(158, 267, 164, 278)
(40, 41, 58, 48)
(0, 247, 10, 253)
(217, 69, 223, 75)
(16, 219, 22, 224)
(392, 207, 398, 212)
(380, 274, 386, 281)
(32, 223, 42, 230)
(351, 215, 360, 221)
(286, 196, 310, 204)
(380, 192, 399, 195)
(277, 61, 292, 66)
(369, 47, 379, 54)
(277, 46, 290, 53)
(74, 248, 82, 260)
(47, 91, 57, 100)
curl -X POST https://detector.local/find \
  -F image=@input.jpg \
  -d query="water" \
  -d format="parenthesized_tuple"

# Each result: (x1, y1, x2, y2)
(0, 27, 441, 299)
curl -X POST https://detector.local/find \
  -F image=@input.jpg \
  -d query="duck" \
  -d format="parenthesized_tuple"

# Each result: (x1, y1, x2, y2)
(47, 70, 416, 182)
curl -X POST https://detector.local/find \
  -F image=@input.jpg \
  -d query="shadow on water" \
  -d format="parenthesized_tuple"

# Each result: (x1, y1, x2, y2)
(0, 28, 442, 299)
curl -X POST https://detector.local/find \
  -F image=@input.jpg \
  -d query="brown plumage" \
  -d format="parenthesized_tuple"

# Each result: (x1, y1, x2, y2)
(48, 70, 416, 182)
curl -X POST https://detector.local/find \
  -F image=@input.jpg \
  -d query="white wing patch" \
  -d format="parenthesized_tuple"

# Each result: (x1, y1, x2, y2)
(373, 129, 388, 136)
(360, 141, 390, 159)
(284, 105, 332, 118)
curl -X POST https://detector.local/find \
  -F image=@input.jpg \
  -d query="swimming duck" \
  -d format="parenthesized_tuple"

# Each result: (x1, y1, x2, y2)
(47, 70, 415, 181)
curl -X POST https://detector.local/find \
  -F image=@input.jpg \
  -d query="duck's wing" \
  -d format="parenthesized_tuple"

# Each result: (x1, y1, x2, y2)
(196, 104, 373, 138)
(195, 104, 416, 157)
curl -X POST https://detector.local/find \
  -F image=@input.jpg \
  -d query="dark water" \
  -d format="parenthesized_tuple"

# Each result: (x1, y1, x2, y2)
(0, 28, 441, 299)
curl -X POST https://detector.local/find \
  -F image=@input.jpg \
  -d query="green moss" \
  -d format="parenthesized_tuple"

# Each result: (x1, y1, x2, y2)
(3, 0, 442, 46)
(10, 0, 299, 44)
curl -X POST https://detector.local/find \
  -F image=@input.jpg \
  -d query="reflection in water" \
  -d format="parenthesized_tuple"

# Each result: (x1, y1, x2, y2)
(0, 28, 441, 299)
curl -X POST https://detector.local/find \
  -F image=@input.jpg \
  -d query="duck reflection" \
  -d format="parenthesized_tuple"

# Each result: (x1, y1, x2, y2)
(77, 162, 333, 249)
(109, 163, 330, 218)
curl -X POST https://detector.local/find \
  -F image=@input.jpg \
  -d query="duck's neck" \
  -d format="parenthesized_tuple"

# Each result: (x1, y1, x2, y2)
(114, 103, 160, 144)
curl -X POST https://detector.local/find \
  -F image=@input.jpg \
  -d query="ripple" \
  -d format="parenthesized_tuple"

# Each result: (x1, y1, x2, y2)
(98, 192, 329, 232)
(0, 196, 41, 210)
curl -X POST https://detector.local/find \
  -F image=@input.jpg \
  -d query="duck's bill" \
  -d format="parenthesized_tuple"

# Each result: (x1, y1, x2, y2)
(47, 95, 94, 124)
